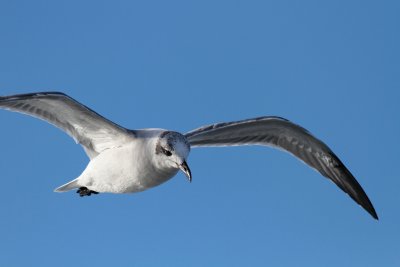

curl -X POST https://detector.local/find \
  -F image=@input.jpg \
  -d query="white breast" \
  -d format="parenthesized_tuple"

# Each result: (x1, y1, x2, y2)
(77, 139, 178, 193)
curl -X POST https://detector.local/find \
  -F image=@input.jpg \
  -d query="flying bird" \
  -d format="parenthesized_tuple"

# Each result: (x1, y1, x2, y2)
(0, 92, 378, 219)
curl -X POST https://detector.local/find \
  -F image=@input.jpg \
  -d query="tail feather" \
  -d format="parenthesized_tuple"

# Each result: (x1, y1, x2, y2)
(54, 179, 80, 192)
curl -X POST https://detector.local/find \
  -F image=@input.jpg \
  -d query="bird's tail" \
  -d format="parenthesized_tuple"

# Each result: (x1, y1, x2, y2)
(54, 178, 80, 192)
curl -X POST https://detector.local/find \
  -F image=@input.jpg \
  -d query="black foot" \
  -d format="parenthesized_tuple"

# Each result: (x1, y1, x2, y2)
(77, 187, 99, 197)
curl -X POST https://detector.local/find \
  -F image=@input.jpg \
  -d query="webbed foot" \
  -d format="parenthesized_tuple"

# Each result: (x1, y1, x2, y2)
(77, 187, 99, 197)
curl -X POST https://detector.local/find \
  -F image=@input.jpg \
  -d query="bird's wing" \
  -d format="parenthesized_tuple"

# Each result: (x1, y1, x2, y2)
(185, 116, 378, 220)
(0, 92, 134, 158)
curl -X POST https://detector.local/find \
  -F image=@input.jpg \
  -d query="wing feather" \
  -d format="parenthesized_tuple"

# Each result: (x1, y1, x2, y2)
(0, 92, 134, 158)
(185, 116, 378, 219)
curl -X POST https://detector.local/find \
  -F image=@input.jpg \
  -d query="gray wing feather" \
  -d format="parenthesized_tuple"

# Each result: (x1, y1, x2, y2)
(0, 92, 133, 158)
(185, 116, 378, 220)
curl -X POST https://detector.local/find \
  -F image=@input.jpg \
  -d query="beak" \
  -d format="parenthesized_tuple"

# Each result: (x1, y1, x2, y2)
(179, 160, 192, 182)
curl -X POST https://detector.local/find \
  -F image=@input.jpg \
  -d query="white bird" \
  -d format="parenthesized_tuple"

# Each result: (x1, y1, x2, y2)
(0, 92, 378, 219)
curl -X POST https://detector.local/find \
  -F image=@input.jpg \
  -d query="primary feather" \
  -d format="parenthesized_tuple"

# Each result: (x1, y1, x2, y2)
(0, 92, 133, 158)
(185, 116, 378, 220)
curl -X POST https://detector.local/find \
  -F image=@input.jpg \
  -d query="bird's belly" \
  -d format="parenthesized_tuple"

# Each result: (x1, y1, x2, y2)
(79, 144, 178, 194)
(96, 168, 177, 194)
(127, 168, 179, 193)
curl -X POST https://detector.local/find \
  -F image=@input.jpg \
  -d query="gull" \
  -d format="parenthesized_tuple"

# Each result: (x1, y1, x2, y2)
(0, 92, 378, 219)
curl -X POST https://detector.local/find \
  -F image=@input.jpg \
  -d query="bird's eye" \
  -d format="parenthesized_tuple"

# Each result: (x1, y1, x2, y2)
(162, 147, 172, 156)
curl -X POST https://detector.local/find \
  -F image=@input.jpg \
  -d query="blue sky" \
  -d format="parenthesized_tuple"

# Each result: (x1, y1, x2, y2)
(0, 0, 399, 266)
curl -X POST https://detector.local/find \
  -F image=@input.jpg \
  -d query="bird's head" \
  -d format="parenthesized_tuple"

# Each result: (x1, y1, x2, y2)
(155, 131, 192, 182)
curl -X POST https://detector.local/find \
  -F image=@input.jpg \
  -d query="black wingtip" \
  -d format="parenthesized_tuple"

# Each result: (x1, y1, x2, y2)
(317, 149, 379, 221)
(347, 179, 379, 221)
(353, 186, 378, 220)
(361, 199, 379, 220)
(368, 207, 379, 220)
(351, 186, 379, 220)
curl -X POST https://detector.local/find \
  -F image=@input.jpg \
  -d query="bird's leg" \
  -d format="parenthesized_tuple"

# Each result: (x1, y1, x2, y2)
(77, 187, 99, 197)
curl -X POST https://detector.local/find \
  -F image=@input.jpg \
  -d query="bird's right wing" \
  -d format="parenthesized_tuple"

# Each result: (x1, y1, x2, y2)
(0, 92, 134, 158)
(185, 116, 378, 220)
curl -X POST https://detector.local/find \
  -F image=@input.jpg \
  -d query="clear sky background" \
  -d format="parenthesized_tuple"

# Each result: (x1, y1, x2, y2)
(0, 1, 399, 266)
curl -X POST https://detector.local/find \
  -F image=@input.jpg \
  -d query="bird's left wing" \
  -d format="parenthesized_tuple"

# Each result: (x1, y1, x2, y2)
(185, 116, 378, 220)
(0, 92, 134, 158)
